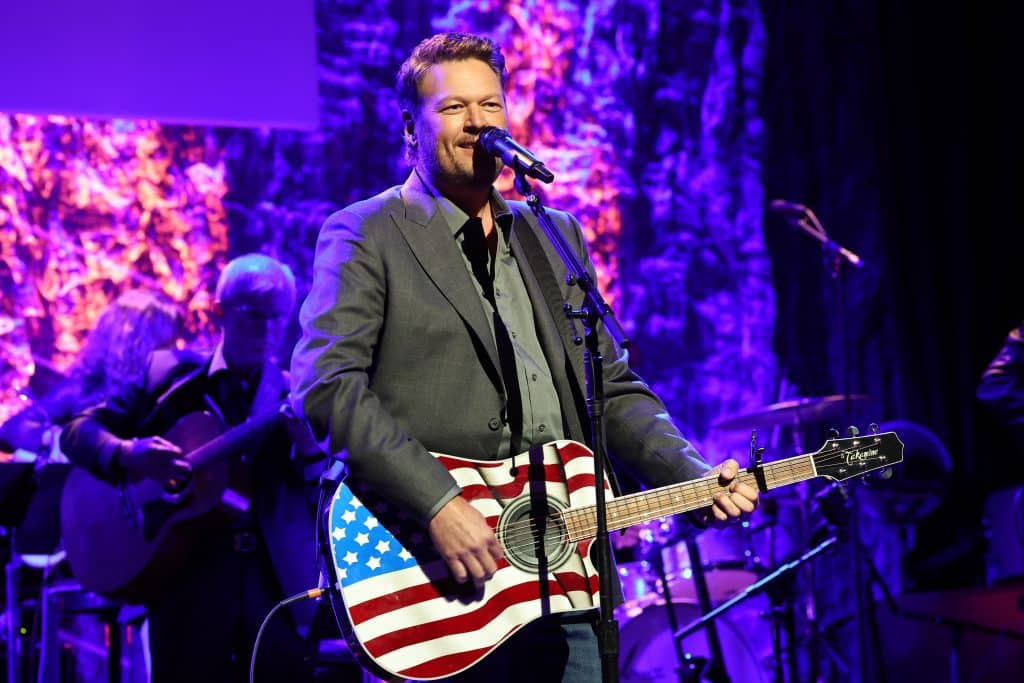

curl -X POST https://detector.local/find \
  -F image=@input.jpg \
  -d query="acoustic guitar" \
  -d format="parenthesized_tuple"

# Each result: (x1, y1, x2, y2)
(60, 402, 288, 602)
(324, 431, 903, 681)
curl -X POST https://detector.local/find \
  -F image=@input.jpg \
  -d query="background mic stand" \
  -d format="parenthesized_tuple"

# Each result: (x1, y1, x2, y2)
(685, 534, 730, 683)
(674, 535, 842, 653)
(513, 170, 629, 683)
(773, 200, 874, 679)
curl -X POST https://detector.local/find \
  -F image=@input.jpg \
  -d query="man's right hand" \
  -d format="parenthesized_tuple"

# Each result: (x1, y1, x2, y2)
(117, 436, 191, 488)
(428, 495, 503, 588)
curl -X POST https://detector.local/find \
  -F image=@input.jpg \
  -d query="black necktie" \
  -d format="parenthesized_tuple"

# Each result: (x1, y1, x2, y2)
(460, 217, 495, 305)
(459, 217, 523, 452)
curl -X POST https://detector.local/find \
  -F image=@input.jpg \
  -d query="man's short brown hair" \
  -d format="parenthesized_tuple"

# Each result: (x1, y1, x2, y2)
(396, 32, 508, 115)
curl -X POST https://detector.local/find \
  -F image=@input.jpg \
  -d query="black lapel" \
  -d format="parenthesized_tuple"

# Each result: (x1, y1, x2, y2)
(140, 355, 212, 430)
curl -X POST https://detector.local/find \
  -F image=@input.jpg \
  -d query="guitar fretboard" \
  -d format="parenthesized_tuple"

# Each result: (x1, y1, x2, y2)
(561, 454, 816, 542)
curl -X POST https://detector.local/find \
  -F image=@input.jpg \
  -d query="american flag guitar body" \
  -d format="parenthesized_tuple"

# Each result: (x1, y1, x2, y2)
(324, 434, 903, 681)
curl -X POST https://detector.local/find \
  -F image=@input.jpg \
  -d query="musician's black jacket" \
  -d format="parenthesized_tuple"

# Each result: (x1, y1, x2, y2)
(60, 347, 322, 633)
(978, 321, 1024, 453)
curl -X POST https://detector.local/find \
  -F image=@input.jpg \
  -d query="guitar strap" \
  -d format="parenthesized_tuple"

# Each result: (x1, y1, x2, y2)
(512, 208, 623, 497)
(512, 212, 583, 376)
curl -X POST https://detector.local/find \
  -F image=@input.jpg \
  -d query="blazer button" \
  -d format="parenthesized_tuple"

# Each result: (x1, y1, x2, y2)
(488, 417, 501, 431)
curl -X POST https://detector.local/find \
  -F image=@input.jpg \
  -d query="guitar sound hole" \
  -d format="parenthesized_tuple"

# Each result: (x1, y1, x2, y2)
(498, 496, 573, 573)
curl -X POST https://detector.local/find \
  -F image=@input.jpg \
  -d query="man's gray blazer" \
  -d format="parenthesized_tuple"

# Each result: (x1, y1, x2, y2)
(290, 171, 709, 526)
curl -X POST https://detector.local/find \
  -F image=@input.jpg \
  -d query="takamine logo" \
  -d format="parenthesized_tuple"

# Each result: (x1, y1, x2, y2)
(845, 448, 879, 465)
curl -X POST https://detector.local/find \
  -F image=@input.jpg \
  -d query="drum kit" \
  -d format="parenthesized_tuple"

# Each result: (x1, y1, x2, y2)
(612, 392, 910, 683)
(613, 513, 775, 683)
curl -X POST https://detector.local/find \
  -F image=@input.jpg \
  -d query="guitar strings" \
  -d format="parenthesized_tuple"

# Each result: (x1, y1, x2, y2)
(494, 439, 897, 556)
(500, 440, 894, 552)
(498, 446, 843, 551)
(498, 447, 876, 554)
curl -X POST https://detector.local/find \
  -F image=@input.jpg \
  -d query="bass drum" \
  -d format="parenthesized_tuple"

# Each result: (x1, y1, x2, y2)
(619, 595, 774, 683)
(660, 524, 762, 603)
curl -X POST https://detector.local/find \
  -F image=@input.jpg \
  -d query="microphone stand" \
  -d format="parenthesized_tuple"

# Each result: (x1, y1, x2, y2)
(775, 201, 874, 680)
(513, 170, 629, 683)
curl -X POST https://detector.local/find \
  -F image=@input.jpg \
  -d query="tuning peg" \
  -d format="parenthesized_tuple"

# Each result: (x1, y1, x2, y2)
(869, 423, 879, 434)
(847, 425, 860, 437)
(861, 467, 894, 485)
(828, 427, 840, 439)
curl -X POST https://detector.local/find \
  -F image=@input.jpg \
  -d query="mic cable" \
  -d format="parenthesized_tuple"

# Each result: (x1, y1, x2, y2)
(249, 587, 328, 683)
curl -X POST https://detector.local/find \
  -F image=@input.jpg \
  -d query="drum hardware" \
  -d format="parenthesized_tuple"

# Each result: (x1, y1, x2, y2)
(712, 395, 862, 680)
(684, 534, 729, 683)
(619, 431, 777, 683)
(674, 532, 841, 682)
(617, 525, 773, 683)
(649, 541, 709, 683)
(614, 513, 764, 611)
(668, 431, 847, 683)
(841, 423, 892, 683)
(618, 594, 774, 683)
(856, 534, 1024, 683)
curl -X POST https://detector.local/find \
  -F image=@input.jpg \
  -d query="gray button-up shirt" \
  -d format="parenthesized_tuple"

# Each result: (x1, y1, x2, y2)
(424, 180, 565, 459)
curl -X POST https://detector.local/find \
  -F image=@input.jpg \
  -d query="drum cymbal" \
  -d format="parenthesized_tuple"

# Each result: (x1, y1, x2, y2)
(712, 394, 869, 432)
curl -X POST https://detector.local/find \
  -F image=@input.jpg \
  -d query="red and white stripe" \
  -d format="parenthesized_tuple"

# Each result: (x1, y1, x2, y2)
(335, 440, 605, 680)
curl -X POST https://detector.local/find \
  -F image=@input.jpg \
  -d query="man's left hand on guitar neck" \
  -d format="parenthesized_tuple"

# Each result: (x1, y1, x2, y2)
(693, 458, 759, 529)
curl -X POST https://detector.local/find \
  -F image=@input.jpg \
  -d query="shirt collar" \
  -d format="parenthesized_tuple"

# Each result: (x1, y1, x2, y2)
(207, 341, 229, 377)
(415, 169, 514, 242)
(207, 341, 263, 391)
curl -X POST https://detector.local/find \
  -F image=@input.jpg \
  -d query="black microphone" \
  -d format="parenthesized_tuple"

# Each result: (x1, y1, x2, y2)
(768, 198, 811, 218)
(479, 126, 555, 184)
(768, 198, 864, 268)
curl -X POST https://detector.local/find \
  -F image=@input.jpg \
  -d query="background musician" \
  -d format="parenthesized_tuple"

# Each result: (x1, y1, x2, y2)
(60, 253, 323, 683)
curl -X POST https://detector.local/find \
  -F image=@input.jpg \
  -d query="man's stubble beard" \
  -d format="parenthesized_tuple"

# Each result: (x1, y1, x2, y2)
(422, 145, 501, 193)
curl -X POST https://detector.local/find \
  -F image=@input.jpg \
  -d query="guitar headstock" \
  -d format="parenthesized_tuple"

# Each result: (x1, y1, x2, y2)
(811, 430, 904, 481)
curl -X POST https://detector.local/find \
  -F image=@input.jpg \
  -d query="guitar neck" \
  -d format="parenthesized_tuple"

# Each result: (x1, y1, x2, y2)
(563, 454, 815, 542)
(187, 404, 285, 469)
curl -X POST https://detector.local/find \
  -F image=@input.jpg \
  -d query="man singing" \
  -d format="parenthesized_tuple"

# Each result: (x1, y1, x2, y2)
(291, 32, 758, 682)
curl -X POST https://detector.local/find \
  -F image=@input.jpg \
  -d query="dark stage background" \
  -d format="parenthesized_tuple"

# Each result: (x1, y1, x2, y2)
(1, 1, 1021, 681)
(765, 0, 1022, 583)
